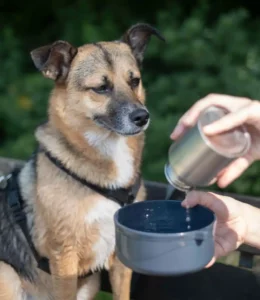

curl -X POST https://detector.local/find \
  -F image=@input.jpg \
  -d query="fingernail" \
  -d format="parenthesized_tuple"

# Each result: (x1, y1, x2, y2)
(218, 181, 227, 189)
(181, 199, 187, 207)
(202, 125, 213, 135)
(170, 124, 184, 139)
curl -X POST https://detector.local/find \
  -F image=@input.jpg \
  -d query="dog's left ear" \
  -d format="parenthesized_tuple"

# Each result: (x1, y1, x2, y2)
(121, 23, 165, 66)
(30, 40, 78, 82)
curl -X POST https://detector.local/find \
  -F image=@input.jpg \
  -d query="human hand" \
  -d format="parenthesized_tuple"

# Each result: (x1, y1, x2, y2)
(182, 191, 249, 267)
(171, 94, 260, 188)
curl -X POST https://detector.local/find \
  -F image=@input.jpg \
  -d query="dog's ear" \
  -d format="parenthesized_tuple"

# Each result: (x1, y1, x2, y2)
(30, 40, 78, 82)
(121, 23, 165, 66)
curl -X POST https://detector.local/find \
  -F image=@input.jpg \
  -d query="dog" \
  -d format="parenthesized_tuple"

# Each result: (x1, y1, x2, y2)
(0, 23, 164, 300)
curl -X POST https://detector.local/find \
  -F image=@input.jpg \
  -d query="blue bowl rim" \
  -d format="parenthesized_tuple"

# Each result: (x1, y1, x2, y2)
(114, 200, 216, 238)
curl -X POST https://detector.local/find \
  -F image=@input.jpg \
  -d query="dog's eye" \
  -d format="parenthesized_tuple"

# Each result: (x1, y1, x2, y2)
(130, 78, 140, 89)
(92, 84, 110, 94)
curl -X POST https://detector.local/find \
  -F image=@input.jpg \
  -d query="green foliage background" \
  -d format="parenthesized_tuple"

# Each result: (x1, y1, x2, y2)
(2, 1, 260, 196)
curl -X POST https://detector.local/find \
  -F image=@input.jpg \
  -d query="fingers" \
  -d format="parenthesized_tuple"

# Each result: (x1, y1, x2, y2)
(170, 97, 216, 139)
(179, 94, 233, 125)
(182, 190, 216, 209)
(170, 122, 186, 140)
(171, 94, 251, 140)
(203, 105, 252, 136)
(205, 257, 216, 268)
(182, 190, 233, 221)
(216, 156, 253, 188)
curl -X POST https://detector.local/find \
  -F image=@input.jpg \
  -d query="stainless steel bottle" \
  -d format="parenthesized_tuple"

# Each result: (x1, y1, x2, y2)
(165, 105, 251, 191)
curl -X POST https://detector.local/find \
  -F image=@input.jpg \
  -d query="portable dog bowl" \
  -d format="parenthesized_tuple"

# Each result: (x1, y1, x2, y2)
(114, 200, 215, 276)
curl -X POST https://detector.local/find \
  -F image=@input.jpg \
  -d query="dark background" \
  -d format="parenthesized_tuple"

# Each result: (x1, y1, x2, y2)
(1, 0, 260, 196)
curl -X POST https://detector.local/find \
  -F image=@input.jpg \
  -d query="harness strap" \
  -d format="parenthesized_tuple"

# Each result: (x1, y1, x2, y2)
(4, 149, 141, 277)
(4, 171, 98, 277)
(5, 169, 42, 264)
(43, 148, 141, 206)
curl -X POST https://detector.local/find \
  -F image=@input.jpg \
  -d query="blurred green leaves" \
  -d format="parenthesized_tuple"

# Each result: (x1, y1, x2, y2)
(1, 5, 260, 196)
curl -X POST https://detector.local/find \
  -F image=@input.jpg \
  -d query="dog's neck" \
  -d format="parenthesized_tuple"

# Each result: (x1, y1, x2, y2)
(35, 95, 144, 189)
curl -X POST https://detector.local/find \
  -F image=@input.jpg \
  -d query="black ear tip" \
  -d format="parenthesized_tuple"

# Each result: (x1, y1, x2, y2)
(30, 49, 41, 70)
(29, 45, 52, 71)
(30, 48, 37, 58)
(130, 22, 166, 42)
(154, 28, 166, 42)
(30, 50, 37, 60)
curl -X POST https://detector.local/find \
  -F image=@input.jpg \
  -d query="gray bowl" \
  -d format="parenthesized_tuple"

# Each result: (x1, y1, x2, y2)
(114, 200, 215, 276)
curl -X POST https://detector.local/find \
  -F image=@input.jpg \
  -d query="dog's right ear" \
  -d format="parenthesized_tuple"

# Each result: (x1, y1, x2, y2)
(121, 23, 165, 66)
(30, 40, 78, 82)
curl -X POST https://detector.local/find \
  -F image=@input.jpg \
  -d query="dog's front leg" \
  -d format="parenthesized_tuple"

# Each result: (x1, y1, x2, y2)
(49, 248, 78, 300)
(109, 255, 132, 300)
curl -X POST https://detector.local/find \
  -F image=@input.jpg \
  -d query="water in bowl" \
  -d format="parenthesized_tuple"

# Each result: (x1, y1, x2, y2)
(117, 200, 214, 236)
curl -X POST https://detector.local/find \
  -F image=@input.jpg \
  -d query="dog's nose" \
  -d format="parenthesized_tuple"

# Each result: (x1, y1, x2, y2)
(129, 109, 150, 127)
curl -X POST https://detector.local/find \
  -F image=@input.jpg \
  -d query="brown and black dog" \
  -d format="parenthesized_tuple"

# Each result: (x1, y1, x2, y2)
(0, 23, 164, 300)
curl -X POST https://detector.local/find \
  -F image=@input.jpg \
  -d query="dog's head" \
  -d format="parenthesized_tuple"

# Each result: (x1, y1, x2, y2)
(31, 24, 165, 136)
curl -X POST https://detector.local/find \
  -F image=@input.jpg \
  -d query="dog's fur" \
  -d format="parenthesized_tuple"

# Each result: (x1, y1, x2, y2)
(0, 24, 164, 300)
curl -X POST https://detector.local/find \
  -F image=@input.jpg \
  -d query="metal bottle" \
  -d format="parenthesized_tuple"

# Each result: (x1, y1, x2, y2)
(165, 105, 251, 192)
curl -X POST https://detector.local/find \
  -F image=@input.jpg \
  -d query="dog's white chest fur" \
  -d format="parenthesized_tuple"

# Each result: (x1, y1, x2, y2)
(84, 131, 134, 188)
(84, 131, 134, 271)
(85, 199, 120, 271)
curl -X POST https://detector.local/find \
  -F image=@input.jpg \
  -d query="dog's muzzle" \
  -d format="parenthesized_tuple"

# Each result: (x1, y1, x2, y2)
(129, 109, 150, 127)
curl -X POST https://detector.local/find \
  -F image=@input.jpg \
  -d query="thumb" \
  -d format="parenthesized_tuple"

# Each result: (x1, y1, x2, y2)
(205, 257, 216, 268)
(182, 191, 232, 221)
(217, 155, 253, 188)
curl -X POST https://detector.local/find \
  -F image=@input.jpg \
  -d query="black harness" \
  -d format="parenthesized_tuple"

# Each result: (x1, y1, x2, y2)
(2, 149, 141, 277)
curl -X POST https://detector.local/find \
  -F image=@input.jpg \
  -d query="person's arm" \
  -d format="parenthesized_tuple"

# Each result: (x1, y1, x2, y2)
(244, 203, 260, 248)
